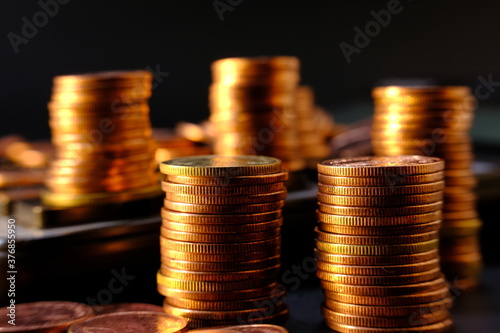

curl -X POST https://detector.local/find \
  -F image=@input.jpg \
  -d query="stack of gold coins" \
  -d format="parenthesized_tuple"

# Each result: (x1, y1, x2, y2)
(209, 56, 305, 172)
(295, 86, 333, 168)
(157, 155, 289, 329)
(41, 70, 161, 207)
(371, 86, 482, 290)
(316, 156, 453, 333)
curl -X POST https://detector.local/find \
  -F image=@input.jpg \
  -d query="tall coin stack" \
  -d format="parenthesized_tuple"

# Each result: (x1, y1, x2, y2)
(371, 86, 482, 290)
(315, 156, 453, 333)
(157, 155, 289, 329)
(42, 70, 160, 207)
(209, 56, 305, 172)
(295, 86, 334, 168)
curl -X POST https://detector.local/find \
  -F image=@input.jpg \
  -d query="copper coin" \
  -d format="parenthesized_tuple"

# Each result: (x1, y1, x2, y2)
(0, 301, 94, 332)
(191, 324, 288, 332)
(67, 311, 188, 333)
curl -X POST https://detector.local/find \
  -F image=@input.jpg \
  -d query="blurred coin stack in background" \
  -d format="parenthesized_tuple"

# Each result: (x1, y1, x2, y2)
(157, 155, 289, 329)
(295, 86, 334, 168)
(42, 70, 161, 208)
(315, 156, 453, 333)
(209, 56, 305, 172)
(372, 86, 482, 290)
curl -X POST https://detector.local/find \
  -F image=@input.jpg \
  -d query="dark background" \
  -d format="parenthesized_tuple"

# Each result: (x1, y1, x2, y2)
(1, 0, 500, 140)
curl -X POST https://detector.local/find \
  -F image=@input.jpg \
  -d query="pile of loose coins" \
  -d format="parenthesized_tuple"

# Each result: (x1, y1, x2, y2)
(157, 155, 289, 328)
(372, 86, 482, 289)
(315, 156, 453, 333)
(42, 70, 160, 208)
(209, 56, 305, 172)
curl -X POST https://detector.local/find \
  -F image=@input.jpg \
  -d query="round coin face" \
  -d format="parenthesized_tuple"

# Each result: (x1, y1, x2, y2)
(318, 156, 444, 177)
(191, 324, 288, 332)
(160, 155, 281, 177)
(0, 301, 94, 332)
(67, 311, 188, 333)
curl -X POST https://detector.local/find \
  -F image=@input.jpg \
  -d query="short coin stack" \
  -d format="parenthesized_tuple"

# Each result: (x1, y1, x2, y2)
(316, 156, 453, 333)
(209, 56, 305, 172)
(157, 155, 289, 329)
(372, 86, 482, 290)
(295, 86, 334, 168)
(42, 70, 160, 207)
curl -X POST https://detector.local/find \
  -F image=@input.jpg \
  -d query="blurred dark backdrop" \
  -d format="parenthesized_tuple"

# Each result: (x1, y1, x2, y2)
(1, 0, 500, 140)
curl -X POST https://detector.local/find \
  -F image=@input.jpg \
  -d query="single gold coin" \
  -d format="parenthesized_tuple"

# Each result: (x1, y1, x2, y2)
(318, 156, 444, 177)
(317, 267, 442, 285)
(160, 227, 280, 243)
(318, 182, 444, 196)
(162, 181, 285, 195)
(161, 248, 280, 263)
(317, 210, 441, 226)
(323, 297, 452, 317)
(184, 309, 289, 329)
(164, 200, 285, 214)
(162, 255, 280, 272)
(319, 220, 441, 236)
(166, 171, 288, 186)
(322, 306, 450, 328)
(159, 283, 279, 301)
(163, 218, 282, 234)
(315, 239, 438, 256)
(317, 192, 442, 206)
(325, 285, 450, 306)
(316, 229, 438, 245)
(321, 276, 447, 296)
(318, 172, 444, 186)
(318, 202, 442, 216)
(160, 155, 281, 177)
(157, 273, 276, 292)
(162, 300, 287, 321)
(160, 265, 280, 282)
(165, 190, 287, 205)
(372, 86, 471, 98)
(164, 286, 285, 311)
(317, 258, 440, 276)
(314, 249, 439, 266)
(324, 316, 453, 333)
(161, 208, 282, 224)
(160, 236, 280, 254)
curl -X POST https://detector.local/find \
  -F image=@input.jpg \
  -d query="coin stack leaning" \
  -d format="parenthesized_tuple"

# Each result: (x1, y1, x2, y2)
(209, 56, 305, 172)
(41, 70, 160, 208)
(295, 86, 333, 168)
(316, 156, 453, 333)
(371, 86, 482, 290)
(157, 155, 289, 329)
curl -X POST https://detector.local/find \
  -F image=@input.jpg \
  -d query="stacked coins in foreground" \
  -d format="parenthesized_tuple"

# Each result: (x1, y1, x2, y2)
(157, 155, 289, 328)
(372, 86, 482, 289)
(209, 56, 305, 172)
(316, 156, 453, 333)
(42, 70, 160, 207)
(295, 86, 334, 168)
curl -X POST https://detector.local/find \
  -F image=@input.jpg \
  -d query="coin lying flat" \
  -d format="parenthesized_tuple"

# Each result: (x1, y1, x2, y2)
(0, 301, 94, 332)
(92, 303, 163, 315)
(160, 155, 282, 177)
(191, 324, 288, 332)
(67, 311, 188, 333)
